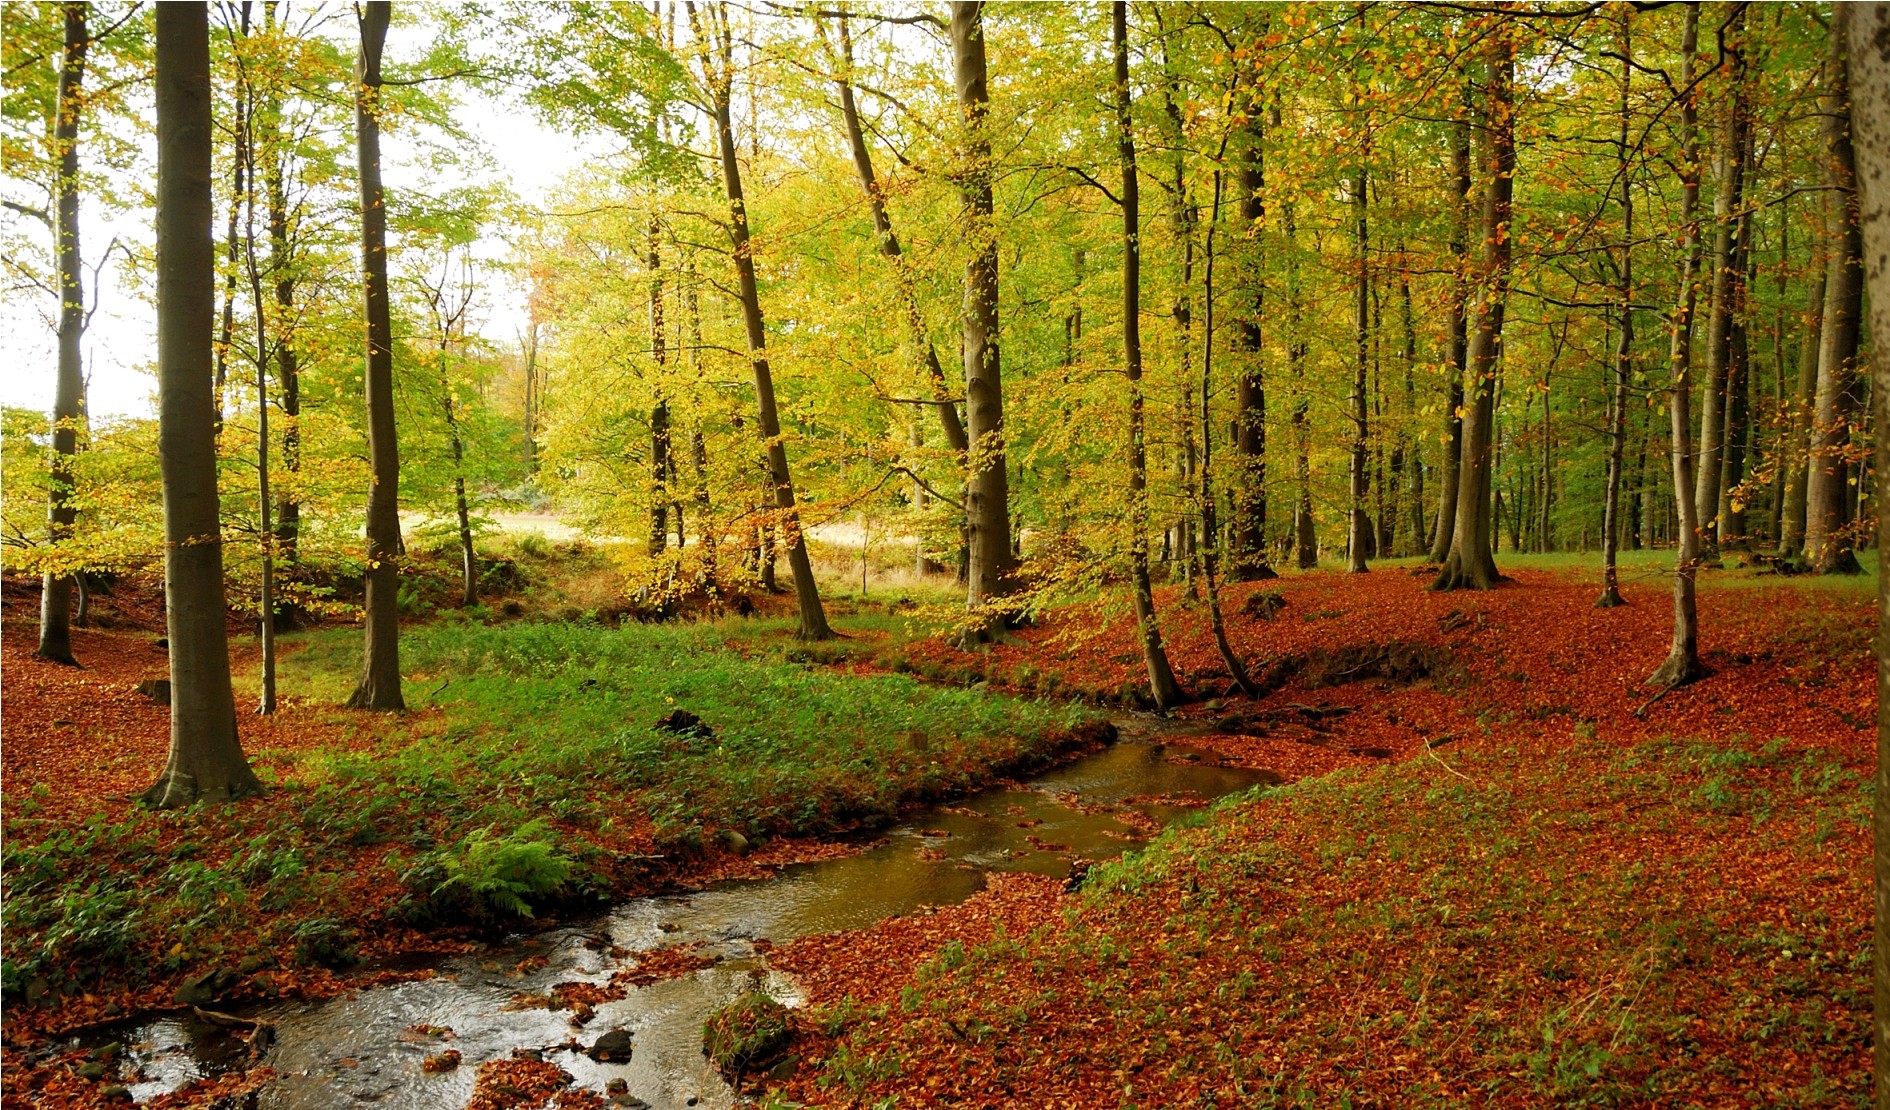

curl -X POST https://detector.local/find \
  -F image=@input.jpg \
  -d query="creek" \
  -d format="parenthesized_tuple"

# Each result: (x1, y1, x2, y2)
(79, 719, 1274, 1109)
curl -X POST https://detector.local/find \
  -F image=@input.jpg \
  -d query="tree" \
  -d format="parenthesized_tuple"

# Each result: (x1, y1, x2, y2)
(1841, 9, 1890, 1102)
(143, 0, 264, 808)
(347, 0, 404, 709)
(35, 1, 88, 666)
(1693, 5, 1750, 560)
(952, 0, 1016, 641)
(686, 0, 833, 640)
(1648, 5, 1708, 690)
(1432, 25, 1514, 593)
(1428, 111, 1472, 565)
(1804, 5, 1866, 576)
(1596, 10, 1634, 610)
(1113, 0, 1182, 710)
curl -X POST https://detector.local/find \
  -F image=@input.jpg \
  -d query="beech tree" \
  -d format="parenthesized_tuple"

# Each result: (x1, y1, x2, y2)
(1432, 26, 1514, 593)
(346, 0, 404, 710)
(1113, 0, 1182, 709)
(143, 0, 263, 808)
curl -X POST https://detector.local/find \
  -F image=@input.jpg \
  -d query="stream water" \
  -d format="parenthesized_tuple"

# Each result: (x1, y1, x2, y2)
(78, 721, 1274, 1109)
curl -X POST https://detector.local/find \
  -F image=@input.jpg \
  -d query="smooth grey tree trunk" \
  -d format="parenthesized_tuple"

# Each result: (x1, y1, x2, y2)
(263, 0, 301, 627)
(346, 0, 404, 709)
(952, 1, 1017, 641)
(1649, 6, 1707, 689)
(38, 1, 88, 667)
(143, 1, 263, 808)
(1113, 0, 1183, 709)
(1777, 271, 1825, 556)
(1806, 5, 1867, 576)
(649, 217, 670, 559)
(1694, 6, 1749, 559)
(1840, 10, 1890, 1105)
(1428, 114, 1471, 564)
(1432, 37, 1513, 593)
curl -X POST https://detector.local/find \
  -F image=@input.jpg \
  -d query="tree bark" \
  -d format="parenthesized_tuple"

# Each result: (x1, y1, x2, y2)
(1598, 15, 1633, 609)
(690, 0, 832, 637)
(1113, 0, 1183, 709)
(37, 1, 88, 667)
(263, 0, 301, 628)
(1649, 5, 1707, 689)
(1348, 151, 1371, 574)
(1231, 104, 1273, 579)
(1778, 269, 1825, 557)
(346, 0, 404, 709)
(1694, 5, 1749, 559)
(1840, 10, 1890, 1105)
(143, 1, 263, 808)
(1432, 34, 1513, 593)
(952, 1, 1017, 639)
(1428, 113, 1472, 564)
(649, 216, 670, 559)
(1806, 5, 1867, 576)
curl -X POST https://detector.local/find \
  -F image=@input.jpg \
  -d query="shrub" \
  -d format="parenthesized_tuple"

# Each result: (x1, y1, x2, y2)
(418, 820, 575, 921)
(702, 991, 792, 1075)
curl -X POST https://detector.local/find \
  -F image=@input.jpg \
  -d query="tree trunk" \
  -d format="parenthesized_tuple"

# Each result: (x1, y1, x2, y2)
(1840, 8, 1890, 1103)
(1113, 0, 1183, 709)
(1401, 262, 1425, 552)
(346, 0, 404, 709)
(1778, 268, 1824, 557)
(1348, 152, 1371, 574)
(1432, 35, 1513, 592)
(1598, 16, 1633, 609)
(1694, 6, 1749, 560)
(263, 3, 301, 628)
(690, 0, 832, 637)
(952, 1, 1017, 639)
(828, 11, 969, 463)
(143, 1, 263, 808)
(238, 53, 277, 714)
(1806, 5, 1867, 576)
(1649, 6, 1707, 689)
(1199, 170, 1259, 698)
(1429, 113, 1472, 564)
(1231, 106, 1273, 579)
(37, 1, 88, 667)
(649, 217, 670, 559)
(685, 262, 718, 581)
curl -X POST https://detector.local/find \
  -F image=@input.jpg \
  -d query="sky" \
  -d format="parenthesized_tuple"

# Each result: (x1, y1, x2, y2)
(0, 17, 597, 422)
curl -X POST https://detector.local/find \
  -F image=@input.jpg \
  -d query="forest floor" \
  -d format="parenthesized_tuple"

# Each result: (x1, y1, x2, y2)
(761, 560, 1877, 1108)
(0, 555, 1875, 1107)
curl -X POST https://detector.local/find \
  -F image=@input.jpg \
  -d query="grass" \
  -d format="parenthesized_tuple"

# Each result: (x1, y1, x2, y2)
(2, 612, 1094, 1003)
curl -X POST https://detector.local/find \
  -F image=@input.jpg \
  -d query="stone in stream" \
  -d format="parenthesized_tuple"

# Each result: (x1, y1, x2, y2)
(716, 829, 750, 855)
(588, 1027, 634, 1062)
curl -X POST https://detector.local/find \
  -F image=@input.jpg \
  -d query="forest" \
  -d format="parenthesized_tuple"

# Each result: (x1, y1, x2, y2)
(4, 1, 1890, 1107)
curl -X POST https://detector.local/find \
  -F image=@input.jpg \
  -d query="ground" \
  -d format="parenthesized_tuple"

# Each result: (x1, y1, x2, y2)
(0, 554, 1874, 1108)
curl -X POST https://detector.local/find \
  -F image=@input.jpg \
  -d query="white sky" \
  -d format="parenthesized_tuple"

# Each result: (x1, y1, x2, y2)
(1, 24, 596, 421)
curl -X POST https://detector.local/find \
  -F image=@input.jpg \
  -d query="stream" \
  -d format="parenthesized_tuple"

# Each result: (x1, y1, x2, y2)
(76, 720, 1275, 1109)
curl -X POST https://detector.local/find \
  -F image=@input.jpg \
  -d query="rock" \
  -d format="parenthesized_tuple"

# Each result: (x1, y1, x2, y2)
(588, 1027, 635, 1063)
(173, 968, 229, 1007)
(1240, 590, 1288, 620)
(767, 1054, 800, 1081)
(1202, 699, 1224, 712)
(137, 678, 172, 705)
(510, 1047, 544, 1061)
(24, 978, 49, 1006)
(605, 1078, 628, 1096)
(90, 1042, 122, 1063)
(236, 954, 268, 975)
(100, 1086, 132, 1103)
(76, 1062, 107, 1081)
(421, 1049, 462, 1073)
(716, 829, 750, 855)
